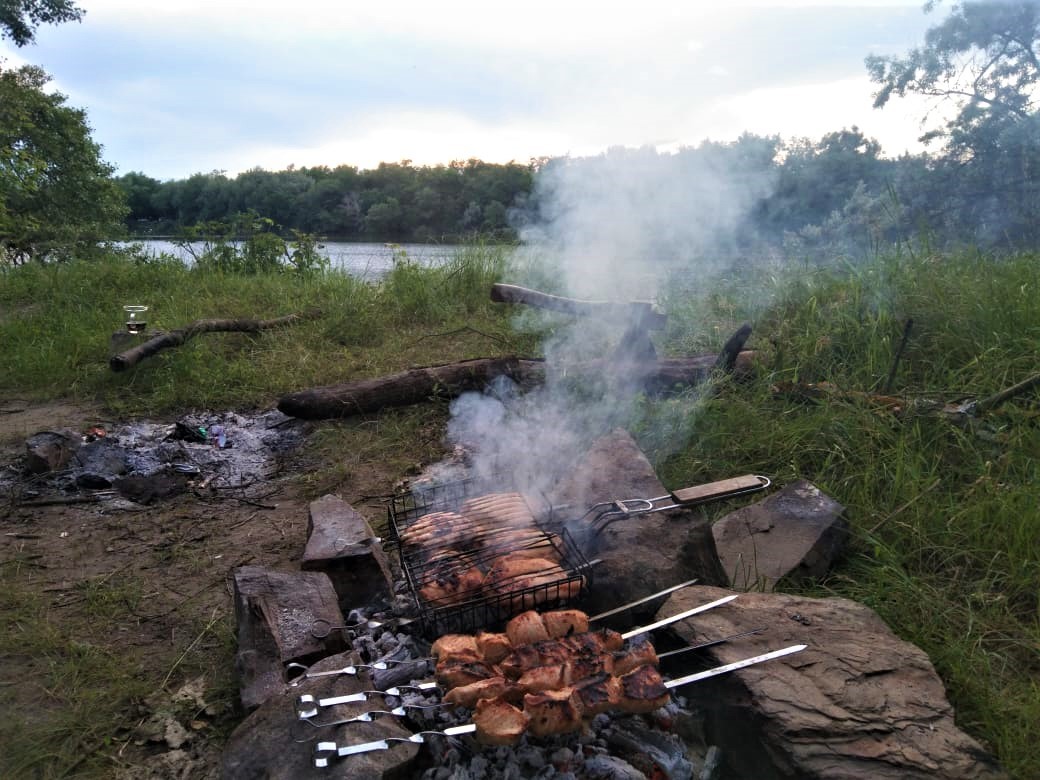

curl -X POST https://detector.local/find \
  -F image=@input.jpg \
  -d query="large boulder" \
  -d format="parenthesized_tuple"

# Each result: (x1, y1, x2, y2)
(549, 429, 727, 626)
(711, 480, 848, 590)
(656, 585, 1007, 780)
(221, 650, 419, 779)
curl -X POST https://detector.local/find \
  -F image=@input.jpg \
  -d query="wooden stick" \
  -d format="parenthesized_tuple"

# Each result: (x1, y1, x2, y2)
(109, 309, 323, 371)
(975, 371, 1040, 414)
(490, 283, 667, 330)
(883, 318, 914, 394)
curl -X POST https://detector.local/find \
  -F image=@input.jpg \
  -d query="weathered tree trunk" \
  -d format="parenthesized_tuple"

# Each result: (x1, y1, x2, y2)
(109, 309, 323, 371)
(277, 351, 756, 420)
(490, 283, 667, 330)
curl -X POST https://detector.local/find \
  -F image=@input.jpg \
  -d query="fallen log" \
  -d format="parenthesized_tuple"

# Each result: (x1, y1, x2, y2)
(109, 309, 323, 372)
(490, 283, 667, 330)
(277, 351, 756, 420)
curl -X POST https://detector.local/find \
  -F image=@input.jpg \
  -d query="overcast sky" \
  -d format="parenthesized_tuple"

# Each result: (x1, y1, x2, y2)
(1, 1, 946, 180)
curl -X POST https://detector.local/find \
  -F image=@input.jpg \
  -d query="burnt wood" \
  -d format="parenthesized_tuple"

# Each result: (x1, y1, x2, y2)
(109, 309, 323, 371)
(277, 352, 756, 420)
(490, 283, 667, 330)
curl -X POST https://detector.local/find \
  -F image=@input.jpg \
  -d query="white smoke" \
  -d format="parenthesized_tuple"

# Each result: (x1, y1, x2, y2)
(442, 143, 776, 506)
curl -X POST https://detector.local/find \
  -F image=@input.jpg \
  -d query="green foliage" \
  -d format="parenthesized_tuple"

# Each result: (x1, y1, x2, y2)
(0, 0, 83, 46)
(173, 212, 326, 275)
(0, 64, 128, 263)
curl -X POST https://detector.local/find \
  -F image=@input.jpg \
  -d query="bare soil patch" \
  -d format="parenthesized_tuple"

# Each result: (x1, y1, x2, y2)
(0, 399, 422, 778)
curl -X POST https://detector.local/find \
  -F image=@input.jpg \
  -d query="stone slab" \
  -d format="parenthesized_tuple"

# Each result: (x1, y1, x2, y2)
(301, 495, 394, 609)
(712, 479, 847, 590)
(232, 566, 347, 711)
(656, 585, 1007, 780)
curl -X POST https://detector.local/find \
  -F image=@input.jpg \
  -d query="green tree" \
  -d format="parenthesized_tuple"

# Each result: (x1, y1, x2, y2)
(866, 1, 1039, 157)
(0, 64, 127, 262)
(0, 0, 82, 46)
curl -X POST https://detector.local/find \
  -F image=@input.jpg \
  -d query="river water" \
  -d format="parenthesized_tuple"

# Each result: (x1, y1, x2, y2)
(122, 240, 463, 279)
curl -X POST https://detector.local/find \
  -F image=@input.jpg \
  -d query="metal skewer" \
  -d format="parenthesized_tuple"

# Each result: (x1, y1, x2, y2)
(621, 594, 738, 640)
(588, 579, 699, 622)
(664, 643, 807, 689)
(297, 682, 440, 719)
(287, 658, 423, 686)
(293, 703, 450, 741)
(311, 616, 415, 638)
(314, 724, 477, 767)
(657, 627, 767, 659)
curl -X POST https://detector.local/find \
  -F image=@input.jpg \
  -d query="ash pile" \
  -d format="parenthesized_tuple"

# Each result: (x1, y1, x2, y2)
(4, 409, 304, 507)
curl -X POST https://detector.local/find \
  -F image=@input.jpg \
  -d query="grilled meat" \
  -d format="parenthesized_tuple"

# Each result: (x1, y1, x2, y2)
(505, 610, 550, 647)
(473, 696, 529, 746)
(418, 564, 484, 606)
(612, 636, 659, 676)
(443, 676, 520, 708)
(401, 511, 473, 549)
(542, 608, 589, 638)
(434, 657, 497, 689)
(574, 672, 622, 716)
(460, 492, 537, 529)
(617, 663, 670, 713)
(430, 633, 480, 661)
(564, 653, 614, 683)
(475, 631, 512, 664)
(523, 687, 584, 737)
(515, 664, 567, 695)
(499, 629, 624, 678)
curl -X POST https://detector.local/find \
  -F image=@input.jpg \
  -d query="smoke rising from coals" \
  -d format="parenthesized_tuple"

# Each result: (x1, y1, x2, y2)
(442, 144, 777, 507)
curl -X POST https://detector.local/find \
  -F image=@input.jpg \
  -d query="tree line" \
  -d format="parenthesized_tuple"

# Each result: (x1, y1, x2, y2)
(3, 1, 1039, 262)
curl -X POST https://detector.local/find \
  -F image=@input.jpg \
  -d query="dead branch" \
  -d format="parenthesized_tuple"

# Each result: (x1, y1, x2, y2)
(490, 283, 667, 330)
(109, 309, 323, 372)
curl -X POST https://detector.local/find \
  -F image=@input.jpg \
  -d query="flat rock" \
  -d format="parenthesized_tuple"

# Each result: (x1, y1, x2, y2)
(232, 566, 348, 711)
(549, 429, 727, 626)
(656, 585, 1007, 780)
(712, 480, 847, 590)
(302, 495, 394, 609)
(221, 650, 420, 779)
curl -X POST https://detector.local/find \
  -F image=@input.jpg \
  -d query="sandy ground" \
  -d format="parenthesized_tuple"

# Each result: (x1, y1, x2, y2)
(0, 400, 408, 778)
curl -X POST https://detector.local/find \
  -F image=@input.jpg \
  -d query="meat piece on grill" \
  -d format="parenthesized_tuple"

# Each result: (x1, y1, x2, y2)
(505, 610, 549, 647)
(418, 564, 484, 606)
(479, 529, 560, 560)
(563, 652, 614, 684)
(473, 697, 529, 746)
(612, 636, 659, 676)
(515, 664, 567, 695)
(485, 554, 561, 585)
(443, 676, 520, 708)
(476, 631, 512, 664)
(574, 672, 623, 716)
(485, 555, 582, 603)
(617, 663, 670, 713)
(542, 609, 589, 639)
(460, 492, 537, 530)
(435, 657, 497, 689)
(499, 629, 623, 678)
(430, 633, 480, 661)
(400, 511, 474, 549)
(523, 687, 584, 737)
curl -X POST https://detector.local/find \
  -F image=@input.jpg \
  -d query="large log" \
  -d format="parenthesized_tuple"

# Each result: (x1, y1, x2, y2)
(277, 351, 756, 420)
(491, 283, 667, 330)
(109, 309, 323, 371)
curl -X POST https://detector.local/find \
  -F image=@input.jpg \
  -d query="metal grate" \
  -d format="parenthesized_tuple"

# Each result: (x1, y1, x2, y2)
(388, 477, 593, 637)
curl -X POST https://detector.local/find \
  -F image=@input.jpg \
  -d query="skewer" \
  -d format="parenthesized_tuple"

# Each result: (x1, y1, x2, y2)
(293, 703, 450, 741)
(309, 642, 806, 767)
(287, 658, 424, 686)
(296, 682, 439, 718)
(314, 725, 477, 767)
(588, 578, 699, 622)
(656, 627, 767, 659)
(310, 616, 415, 638)
(620, 594, 737, 640)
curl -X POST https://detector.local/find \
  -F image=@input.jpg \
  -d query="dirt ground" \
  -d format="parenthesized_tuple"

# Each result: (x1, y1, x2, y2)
(0, 399, 420, 779)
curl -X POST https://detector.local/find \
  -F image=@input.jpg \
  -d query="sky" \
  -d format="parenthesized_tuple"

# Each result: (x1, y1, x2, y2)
(1, 1, 948, 181)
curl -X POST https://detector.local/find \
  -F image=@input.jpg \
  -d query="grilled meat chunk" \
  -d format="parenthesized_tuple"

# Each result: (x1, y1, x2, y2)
(564, 653, 614, 684)
(499, 629, 624, 678)
(400, 511, 473, 549)
(515, 664, 567, 695)
(443, 676, 520, 708)
(430, 633, 480, 661)
(473, 697, 529, 746)
(476, 631, 512, 664)
(523, 687, 584, 737)
(460, 492, 537, 530)
(617, 663, 670, 714)
(418, 564, 484, 606)
(505, 610, 549, 647)
(612, 636, 659, 676)
(574, 672, 622, 716)
(542, 609, 589, 638)
(435, 657, 497, 689)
